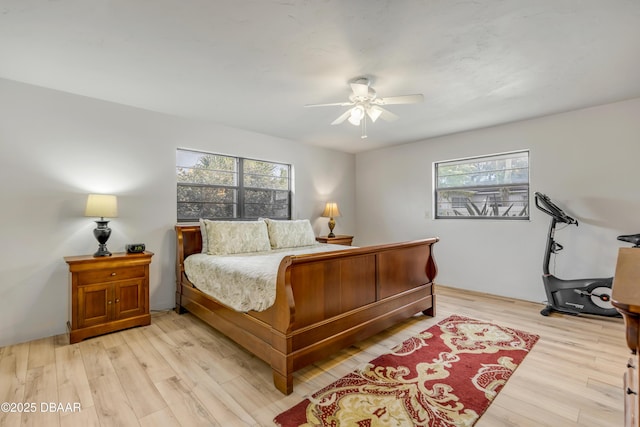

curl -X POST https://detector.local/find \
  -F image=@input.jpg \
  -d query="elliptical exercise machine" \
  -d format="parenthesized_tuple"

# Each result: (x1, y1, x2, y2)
(534, 192, 640, 317)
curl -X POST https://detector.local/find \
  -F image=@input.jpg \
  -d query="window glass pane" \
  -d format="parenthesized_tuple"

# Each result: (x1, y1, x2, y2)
(244, 189, 290, 219)
(177, 185, 198, 203)
(177, 185, 236, 203)
(243, 159, 290, 190)
(434, 151, 529, 219)
(177, 202, 237, 220)
(244, 175, 289, 190)
(244, 203, 290, 219)
(245, 189, 275, 204)
(200, 203, 237, 218)
(243, 159, 289, 177)
(201, 187, 236, 203)
(177, 202, 202, 221)
(176, 151, 237, 185)
(176, 168, 236, 185)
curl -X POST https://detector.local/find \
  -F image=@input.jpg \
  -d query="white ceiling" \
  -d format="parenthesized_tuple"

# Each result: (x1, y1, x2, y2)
(1, 0, 639, 153)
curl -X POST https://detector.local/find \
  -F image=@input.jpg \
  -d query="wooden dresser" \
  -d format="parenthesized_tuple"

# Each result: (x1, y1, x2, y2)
(65, 251, 153, 344)
(612, 248, 640, 427)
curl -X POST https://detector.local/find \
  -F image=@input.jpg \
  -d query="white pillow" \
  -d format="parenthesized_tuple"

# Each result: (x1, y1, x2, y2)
(203, 220, 271, 255)
(264, 219, 317, 249)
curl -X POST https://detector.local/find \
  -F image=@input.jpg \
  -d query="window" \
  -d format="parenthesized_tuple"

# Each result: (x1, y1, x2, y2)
(434, 150, 529, 219)
(176, 149, 291, 222)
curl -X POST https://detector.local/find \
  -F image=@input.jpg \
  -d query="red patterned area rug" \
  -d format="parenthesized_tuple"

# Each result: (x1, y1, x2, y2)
(274, 315, 539, 427)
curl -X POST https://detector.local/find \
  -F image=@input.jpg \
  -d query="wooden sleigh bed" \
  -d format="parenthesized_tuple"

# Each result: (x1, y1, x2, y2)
(175, 223, 439, 394)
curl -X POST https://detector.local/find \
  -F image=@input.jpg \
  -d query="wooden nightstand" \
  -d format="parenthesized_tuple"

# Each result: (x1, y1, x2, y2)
(316, 235, 354, 246)
(64, 251, 153, 344)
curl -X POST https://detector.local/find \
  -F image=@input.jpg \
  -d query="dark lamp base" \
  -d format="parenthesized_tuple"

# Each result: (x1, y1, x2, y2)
(92, 219, 113, 257)
(93, 244, 112, 257)
(327, 217, 336, 238)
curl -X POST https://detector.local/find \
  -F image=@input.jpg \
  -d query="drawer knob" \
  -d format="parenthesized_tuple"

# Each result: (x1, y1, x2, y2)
(627, 388, 638, 395)
(111, 272, 117, 276)
(108, 300, 112, 305)
(115, 299, 120, 303)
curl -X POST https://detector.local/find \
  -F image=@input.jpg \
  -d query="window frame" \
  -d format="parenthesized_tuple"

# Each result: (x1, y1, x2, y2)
(433, 150, 530, 220)
(176, 148, 292, 222)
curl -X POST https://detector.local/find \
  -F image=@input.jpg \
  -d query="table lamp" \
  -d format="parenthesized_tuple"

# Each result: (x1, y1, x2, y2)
(321, 202, 341, 238)
(85, 194, 118, 257)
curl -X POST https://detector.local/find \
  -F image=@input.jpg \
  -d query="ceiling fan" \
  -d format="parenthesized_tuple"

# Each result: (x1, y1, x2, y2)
(305, 78, 423, 139)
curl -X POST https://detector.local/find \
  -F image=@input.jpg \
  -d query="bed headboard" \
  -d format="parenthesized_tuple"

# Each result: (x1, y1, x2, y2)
(175, 224, 202, 280)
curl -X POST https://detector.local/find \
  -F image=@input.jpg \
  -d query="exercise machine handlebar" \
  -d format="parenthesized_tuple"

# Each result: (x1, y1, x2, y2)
(534, 192, 578, 226)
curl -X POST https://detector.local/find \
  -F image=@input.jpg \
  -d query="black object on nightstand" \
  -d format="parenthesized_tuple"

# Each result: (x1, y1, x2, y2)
(126, 243, 146, 253)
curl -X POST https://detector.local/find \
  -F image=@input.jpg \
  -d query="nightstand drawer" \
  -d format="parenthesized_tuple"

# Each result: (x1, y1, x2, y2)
(78, 266, 145, 285)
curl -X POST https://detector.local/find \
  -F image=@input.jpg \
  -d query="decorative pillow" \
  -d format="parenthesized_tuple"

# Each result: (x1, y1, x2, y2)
(199, 218, 208, 253)
(264, 219, 317, 249)
(203, 220, 271, 255)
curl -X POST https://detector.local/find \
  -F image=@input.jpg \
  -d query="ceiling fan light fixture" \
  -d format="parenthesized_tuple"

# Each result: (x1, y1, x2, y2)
(348, 106, 364, 126)
(367, 106, 383, 123)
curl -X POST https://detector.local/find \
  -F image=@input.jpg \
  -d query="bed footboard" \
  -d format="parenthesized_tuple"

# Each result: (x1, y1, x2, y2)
(269, 238, 438, 393)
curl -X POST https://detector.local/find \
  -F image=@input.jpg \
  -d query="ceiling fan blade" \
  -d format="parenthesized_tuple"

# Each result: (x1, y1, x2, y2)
(305, 101, 354, 108)
(331, 108, 354, 125)
(350, 82, 370, 97)
(377, 106, 398, 122)
(375, 94, 424, 105)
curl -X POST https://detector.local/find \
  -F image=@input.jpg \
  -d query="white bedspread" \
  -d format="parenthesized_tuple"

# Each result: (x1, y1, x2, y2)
(184, 243, 353, 312)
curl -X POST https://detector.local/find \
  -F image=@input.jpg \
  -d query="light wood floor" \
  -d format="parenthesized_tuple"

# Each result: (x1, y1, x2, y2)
(0, 285, 629, 426)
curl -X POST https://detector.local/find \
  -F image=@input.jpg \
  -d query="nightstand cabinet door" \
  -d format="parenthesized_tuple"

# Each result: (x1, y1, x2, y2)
(77, 283, 111, 328)
(65, 252, 153, 344)
(114, 279, 146, 320)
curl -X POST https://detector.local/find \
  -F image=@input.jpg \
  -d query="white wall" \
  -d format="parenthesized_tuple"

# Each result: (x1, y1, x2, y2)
(356, 98, 640, 303)
(0, 78, 356, 347)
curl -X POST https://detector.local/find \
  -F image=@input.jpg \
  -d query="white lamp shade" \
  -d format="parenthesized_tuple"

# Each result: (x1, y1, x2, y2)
(85, 194, 118, 218)
(322, 202, 341, 218)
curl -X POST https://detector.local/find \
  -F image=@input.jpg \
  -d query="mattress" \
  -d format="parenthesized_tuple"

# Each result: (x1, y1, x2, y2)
(184, 243, 353, 312)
